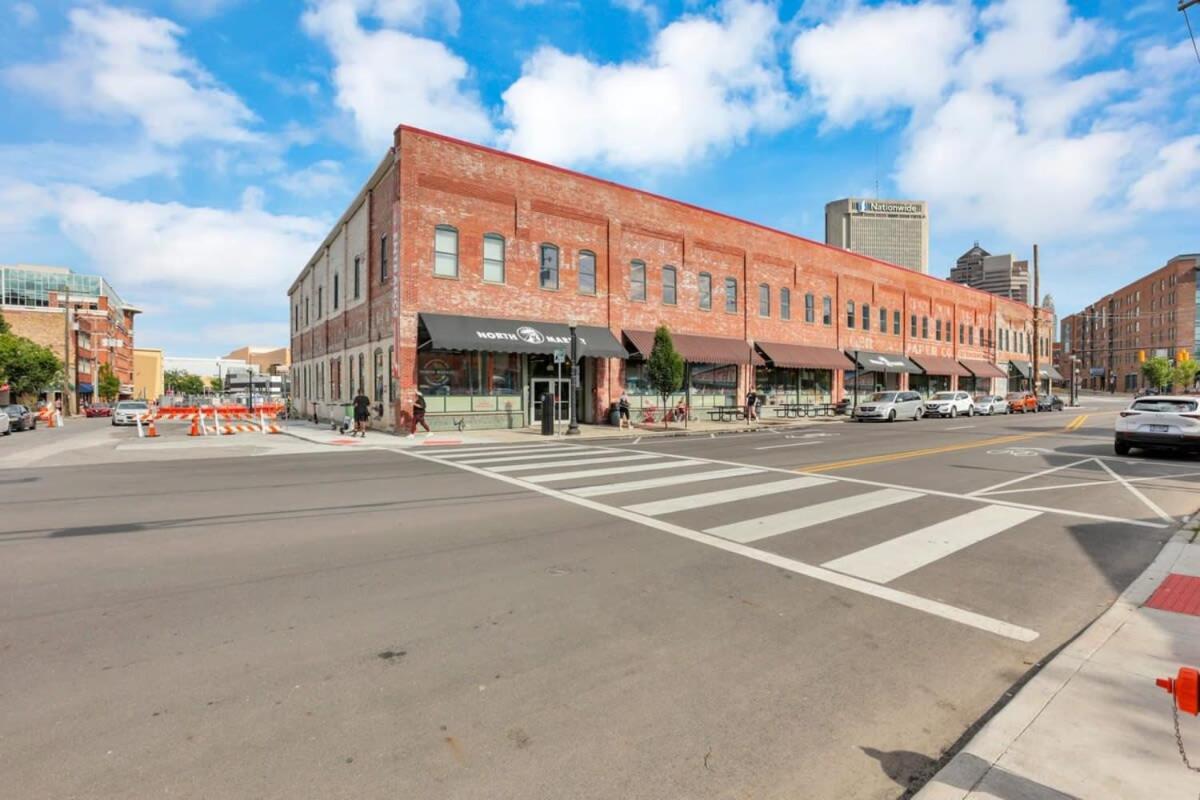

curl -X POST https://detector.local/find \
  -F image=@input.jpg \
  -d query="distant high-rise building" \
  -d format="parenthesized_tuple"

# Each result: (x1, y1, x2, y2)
(947, 244, 1030, 304)
(824, 198, 929, 273)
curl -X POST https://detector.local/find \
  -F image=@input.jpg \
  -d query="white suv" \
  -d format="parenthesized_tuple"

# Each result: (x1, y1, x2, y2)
(1115, 395, 1200, 455)
(924, 391, 974, 418)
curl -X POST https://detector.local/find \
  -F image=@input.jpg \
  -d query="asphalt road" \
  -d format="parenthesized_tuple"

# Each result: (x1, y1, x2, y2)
(2, 394, 1193, 799)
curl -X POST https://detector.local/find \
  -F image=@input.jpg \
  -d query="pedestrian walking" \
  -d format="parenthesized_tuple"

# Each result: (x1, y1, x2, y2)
(352, 387, 370, 437)
(745, 389, 758, 422)
(618, 391, 631, 430)
(408, 391, 430, 437)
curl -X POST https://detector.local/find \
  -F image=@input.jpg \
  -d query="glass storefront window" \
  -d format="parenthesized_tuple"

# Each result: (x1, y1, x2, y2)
(909, 374, 951, 396)
(690, 362, 737, 405)
(418, 350, 523, 413)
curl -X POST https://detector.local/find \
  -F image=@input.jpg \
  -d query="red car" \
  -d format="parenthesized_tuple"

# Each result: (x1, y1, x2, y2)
(84, 404, 112, 418)
(1006, 392, 1038, 413)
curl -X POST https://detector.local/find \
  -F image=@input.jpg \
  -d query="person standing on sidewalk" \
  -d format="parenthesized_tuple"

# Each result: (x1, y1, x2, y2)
(352, 387, 370, 437)
(745, 388, 758, 423)
(618, 391, 631, 430)
(408, 391, 430, 437)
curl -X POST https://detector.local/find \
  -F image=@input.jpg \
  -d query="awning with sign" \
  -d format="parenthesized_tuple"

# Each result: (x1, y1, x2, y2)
(77, 382, 94, 394)
(419, 313, 627, 359)
(909, 355, 971, 377)
(624, 329, 760, 365)
(755, 342, 853, 371)
(958, 359, 1008, 379)
(847, 350, 923, 374)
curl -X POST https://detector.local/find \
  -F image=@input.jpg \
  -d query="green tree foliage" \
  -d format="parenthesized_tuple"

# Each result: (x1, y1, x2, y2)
(1172, 358, 1199, 392)
(0, 311, 10, 334)
(209, 375, 224, 394)
(164, 368, 185, 393)
(1140, 356, 1173, 391)
(0, 333, 61, 398)
(176, 373, 206, 396)
(646, 325, 684, 427)
(97, 363, 121, 401)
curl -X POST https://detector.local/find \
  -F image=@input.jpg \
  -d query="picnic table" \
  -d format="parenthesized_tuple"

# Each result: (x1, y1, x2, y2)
(770, 402, 848, 418)
(706, 405, 746, 422)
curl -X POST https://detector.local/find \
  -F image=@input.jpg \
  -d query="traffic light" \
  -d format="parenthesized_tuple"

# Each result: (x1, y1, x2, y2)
(1179, 350, 1191, 363)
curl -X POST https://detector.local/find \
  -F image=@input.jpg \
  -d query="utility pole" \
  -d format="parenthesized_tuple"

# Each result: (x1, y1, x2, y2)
(1032, 244, 1040, 397)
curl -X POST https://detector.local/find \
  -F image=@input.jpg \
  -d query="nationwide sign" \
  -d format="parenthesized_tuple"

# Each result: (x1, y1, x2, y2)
(855, 200, 924, 215)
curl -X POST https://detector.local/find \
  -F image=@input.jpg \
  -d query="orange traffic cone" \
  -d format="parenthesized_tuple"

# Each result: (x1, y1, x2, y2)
(145, 417, 160, 438)
(46, 411, 56, 429)
(188, 415, 201, 436)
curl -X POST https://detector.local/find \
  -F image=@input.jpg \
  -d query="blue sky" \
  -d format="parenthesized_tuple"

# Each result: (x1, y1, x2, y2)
(0, 0, 1196, 356)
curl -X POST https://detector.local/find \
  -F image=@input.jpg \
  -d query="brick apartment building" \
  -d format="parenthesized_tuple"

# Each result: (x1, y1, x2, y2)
(1, 264, 139, 410)
(1060, 254, 1200, 393)
(288, 127, 1037, 432)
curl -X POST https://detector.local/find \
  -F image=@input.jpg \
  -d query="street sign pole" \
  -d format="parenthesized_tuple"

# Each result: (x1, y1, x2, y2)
(566, 325, 580, 435)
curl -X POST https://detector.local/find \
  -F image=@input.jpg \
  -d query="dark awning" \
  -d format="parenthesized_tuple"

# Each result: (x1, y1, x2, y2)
(1041, 364, 1065, 381)
(910, 355, 971, 377)
(420, 313, 626, 359)
(77, 382, 94, 394)
(756, 342, 853, 371)
(1009, 361, 1033, 378)
(847, 350, 923, 374)
(959, 359, 1008, 379)
(624, 329, 759, 365)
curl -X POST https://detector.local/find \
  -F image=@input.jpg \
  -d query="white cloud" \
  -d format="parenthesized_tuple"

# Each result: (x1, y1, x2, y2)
(0, 140, 180, 189)
(611, 0, 660, 29)
(500, 0, 795, 169)
(276, 160, 350, 198)
(302, 0, 490, 152)
(4, 4, 257, 146)
(1128, 136, 1200, 212)
(0, 181, 55, 235)
(200, 321, 290, 346)
(169, 0, 245, 18)
(789, 1, 973, 126)
(12, 1, 37, 27)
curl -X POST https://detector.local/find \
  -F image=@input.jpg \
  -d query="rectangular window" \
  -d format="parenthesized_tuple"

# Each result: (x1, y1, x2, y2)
(434, 226, 458, 277)
(804, 293, 814, 323)
(759, 284, 770, 317)
(380, 235, 389, 282)
(699, 272, 712, 310)
(294, 305, 299, 331)
(893, 310, 900, 335)
(935, 319, 942, 340)
(862, 304, 870, 332)
(333, 274, 339, 310)
(353, 257, 361, 299)
(388, 346, 396, 401)
(922, 316, 929, 338)
(822, 295, 832, 326)
(663, 266, 677, 305)
(579, 251, 596, 295)
(540, 244, 559, 289)
(911, 314, 917, 337)
(879, 307, 887, 332)
(959, 323, 964, 344)
(725, 278, 738, 313)
(969, 327, 975, 345)
(781, 288, 791, 320)
(630, 260, 646, 301)
(846, 301, 855, 329)
(305, 298, 310, 326)
(483, 234, 505, 283)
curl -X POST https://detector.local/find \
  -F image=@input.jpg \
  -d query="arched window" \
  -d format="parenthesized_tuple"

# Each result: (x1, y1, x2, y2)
(358, 352, 365, 393)
(483, 233, 505, 283)
(578, 251, 597, 295)
(630, 260, 646, 301)
(759, 284, 770, 317)
(804, 293, 814, 322)
(699, 272, 712, 310)
(846, 300, 855, 329)
(822, 295, 832, 326)
(862, 303, 870, 332)
(725, 278, 738, 313)
(388, 346, 396, 401)
(662, 265, 677, 305)
(434, 225, 458, 277)
(922, 316, 929, 339)
(781, 288, 791, 320)
(374, 348, 384, 402)
(879, 307, 886, 332)
(539, 244, 559, 289)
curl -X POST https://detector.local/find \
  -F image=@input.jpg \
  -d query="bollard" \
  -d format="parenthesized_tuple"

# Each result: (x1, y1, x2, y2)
(135, 413, 144, 439)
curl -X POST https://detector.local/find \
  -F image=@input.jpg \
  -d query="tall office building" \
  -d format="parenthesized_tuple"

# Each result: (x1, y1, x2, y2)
(947, 244, 1030, 303)
(824, 198, 929, 273)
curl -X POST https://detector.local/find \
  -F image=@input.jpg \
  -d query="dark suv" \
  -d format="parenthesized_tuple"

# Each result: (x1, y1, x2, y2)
(1036, 394, 1065, 412)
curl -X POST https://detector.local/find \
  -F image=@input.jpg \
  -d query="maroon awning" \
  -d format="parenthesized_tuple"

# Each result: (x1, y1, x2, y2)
(756, 342, 853, 371)
(624, 329, 759, 365)
(911, 355, 971, 377)
(958, 359, 1008, 379)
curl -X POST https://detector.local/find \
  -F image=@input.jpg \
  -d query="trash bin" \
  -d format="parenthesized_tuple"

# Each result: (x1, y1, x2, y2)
(540, 393, 554, 435)
(608, 403, 620, 426)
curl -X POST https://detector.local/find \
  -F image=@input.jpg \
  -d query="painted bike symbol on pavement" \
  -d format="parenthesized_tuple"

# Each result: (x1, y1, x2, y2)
(987, 447, 1053, 457)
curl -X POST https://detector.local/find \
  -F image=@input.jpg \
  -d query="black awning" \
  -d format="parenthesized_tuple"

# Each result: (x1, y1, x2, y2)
(1009, 361, 1033, 378)
(847, 350, 923, 374)
(420, 313, 627, 359)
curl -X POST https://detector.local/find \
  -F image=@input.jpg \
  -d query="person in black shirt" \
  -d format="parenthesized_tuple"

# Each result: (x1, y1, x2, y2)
(407, 391, 430, 437)
(745, 389, 758, 422)
(352, 388, 370, 437)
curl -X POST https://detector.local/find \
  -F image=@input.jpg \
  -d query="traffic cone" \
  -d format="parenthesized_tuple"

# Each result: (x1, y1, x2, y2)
(146, 417, 160, 438)
(46, 411, 56, 429)
(188, 415, 202, 436)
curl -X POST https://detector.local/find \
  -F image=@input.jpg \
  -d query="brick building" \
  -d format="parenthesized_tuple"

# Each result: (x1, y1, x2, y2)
(1060, 254, 1200, 393)
(288, 127, 1036, 431)
(1, 264, 139, 409)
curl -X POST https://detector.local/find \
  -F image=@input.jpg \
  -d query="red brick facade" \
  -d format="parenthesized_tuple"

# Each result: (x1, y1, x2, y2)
(290, 127, 1035, 430)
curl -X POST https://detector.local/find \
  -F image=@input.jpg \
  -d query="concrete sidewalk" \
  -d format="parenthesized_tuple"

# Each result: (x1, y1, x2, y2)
(915, 525, 1200, 799)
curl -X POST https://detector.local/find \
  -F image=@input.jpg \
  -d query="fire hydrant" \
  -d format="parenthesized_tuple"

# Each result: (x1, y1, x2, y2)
(1157, 667, 1200, 716)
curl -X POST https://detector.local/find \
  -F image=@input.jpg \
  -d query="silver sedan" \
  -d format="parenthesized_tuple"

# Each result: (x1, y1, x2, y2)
(974, 395, 1010, 415)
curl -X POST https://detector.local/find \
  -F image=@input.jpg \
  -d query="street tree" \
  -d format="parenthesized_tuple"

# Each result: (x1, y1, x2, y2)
(176, 373, 206, 396)
(97, 364, 120, 401)
(1140, 356, 1173, 392)
(209, 375, 224, 394)
(1172, 359, 1200, 393)
(0, 333, 61, 400)
(164, 369, 185, 393)
(646, 325, 684, 428)
(0, 311, 10, 334)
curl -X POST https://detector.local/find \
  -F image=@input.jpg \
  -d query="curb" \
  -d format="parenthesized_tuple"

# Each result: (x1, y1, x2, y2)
(911, 520, 1195, 799)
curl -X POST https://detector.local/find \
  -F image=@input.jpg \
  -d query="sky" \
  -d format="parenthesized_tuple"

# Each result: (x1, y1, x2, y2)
(0, 0, 1196, 356)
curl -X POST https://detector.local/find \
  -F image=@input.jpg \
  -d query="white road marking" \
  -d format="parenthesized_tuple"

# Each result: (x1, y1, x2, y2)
(822, 505, 1042, 583)
(455, 448, 613, 465)
(489, 453, 660, 472)
(944, 424, 975, 430)
(402, 449, 1039, 642)
(524, 460, 706, 483)
(433, 445, 584, 459)
(705, 488, 922, 544)
(754, 441, 823, 450)
(624, 476, 831, 516)
(1093, 457, 1175, 522)
(633, 437, 642, 444)
(568, 467, 765, 497)
(968, 457, 1095, 496)
(979, 469, 1200, 496)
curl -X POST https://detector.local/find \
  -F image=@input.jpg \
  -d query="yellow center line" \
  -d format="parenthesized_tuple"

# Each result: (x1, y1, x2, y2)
(1066, 413, 1089, 431)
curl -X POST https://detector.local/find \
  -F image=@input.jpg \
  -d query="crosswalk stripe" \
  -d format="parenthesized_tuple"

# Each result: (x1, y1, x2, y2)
(489, 453, 660, 473)
(567, 467, 766, 498)
(455, 448, 613, 465)
(704, 488, 922, 543)
(821, 505, 1042, 583)
(433, 445, 583, 460)
(524, 460, 706, 483)
(623, 476, 832, 516)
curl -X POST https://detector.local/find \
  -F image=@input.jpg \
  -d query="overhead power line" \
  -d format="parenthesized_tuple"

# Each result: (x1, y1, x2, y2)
(1183, 0, 1200, 68)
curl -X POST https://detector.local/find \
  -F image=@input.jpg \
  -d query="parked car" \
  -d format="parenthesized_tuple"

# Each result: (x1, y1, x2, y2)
(1135, 388, 1160, 398)
(852, 391, 924, 422)
(1007, 392, 1038, 413)
(924, 391, 975, 418)
(1037, 394, 1065, 412)
(3, 404, 36, 431)
(1115, 395, 1200, 455)
(112, 400, 150, 426)
(0, 410, 9, 436)
(974, 395, 1009, 415)
(84, 403, 112, 418)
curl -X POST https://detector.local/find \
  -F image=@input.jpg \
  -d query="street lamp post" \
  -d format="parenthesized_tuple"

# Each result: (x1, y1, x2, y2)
(852, 350, 859, 411)
(566, 322, 580, 435)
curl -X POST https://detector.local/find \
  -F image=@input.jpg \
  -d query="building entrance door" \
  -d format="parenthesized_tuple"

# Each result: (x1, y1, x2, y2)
(530, 378, 570, 427)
